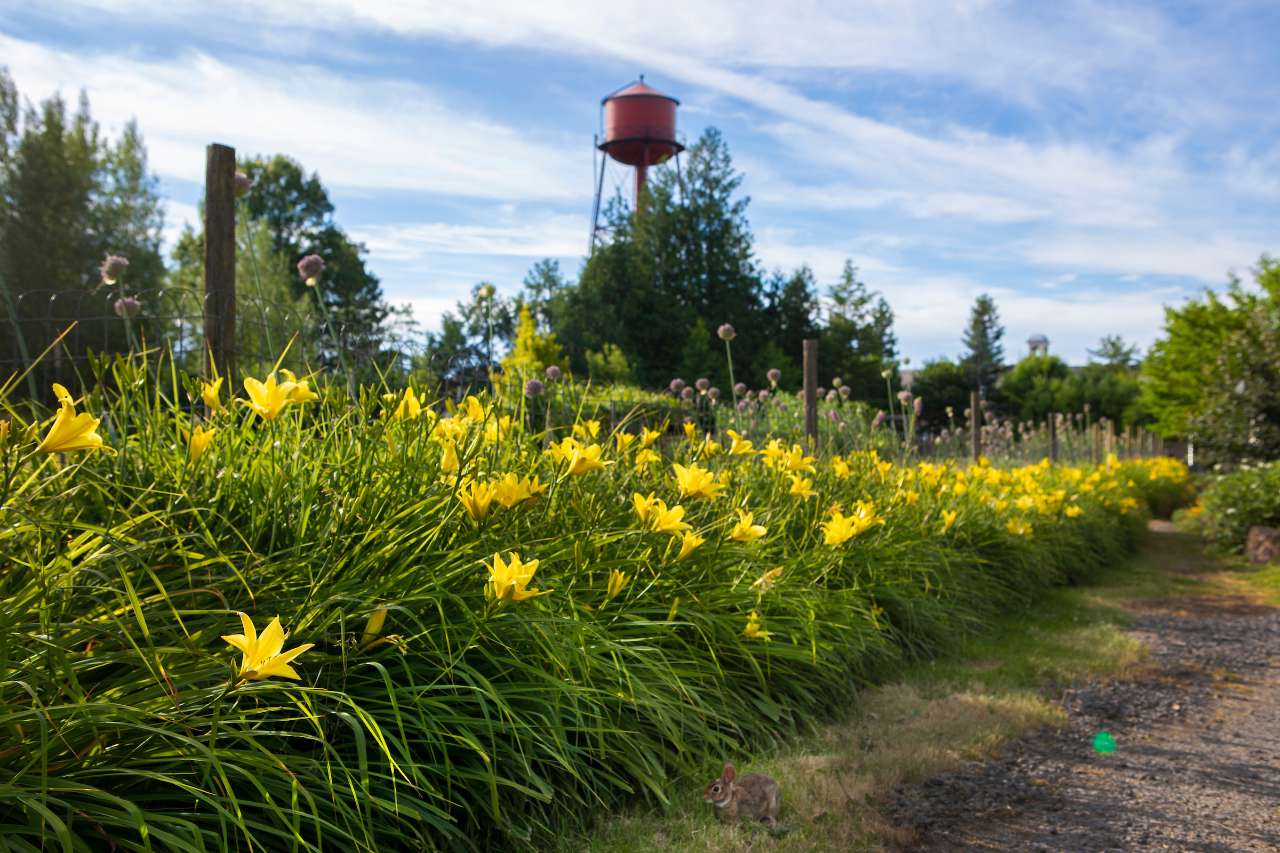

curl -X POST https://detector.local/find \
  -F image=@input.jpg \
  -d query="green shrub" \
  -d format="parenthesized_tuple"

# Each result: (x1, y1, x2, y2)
(1193, 461, 1280, 552)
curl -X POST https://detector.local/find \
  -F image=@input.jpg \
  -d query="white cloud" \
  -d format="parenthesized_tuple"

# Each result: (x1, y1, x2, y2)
(353, 212, 586, 263)
(161, 199, 200, 249)
(0, 32, 582, 200)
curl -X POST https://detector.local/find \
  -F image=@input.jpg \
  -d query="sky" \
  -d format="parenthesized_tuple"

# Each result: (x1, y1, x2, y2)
(2, 0, 1277, 365)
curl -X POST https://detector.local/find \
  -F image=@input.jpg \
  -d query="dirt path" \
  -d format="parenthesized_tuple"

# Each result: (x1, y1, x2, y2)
(886, 522, 1280, 852)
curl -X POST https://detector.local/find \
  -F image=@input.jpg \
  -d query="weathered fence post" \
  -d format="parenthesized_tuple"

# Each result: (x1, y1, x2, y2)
(1049, 412, 1058, 464)
(802, 339, 818, 448)
(204, 143, 237, 383)
(969, 390, 981, 462)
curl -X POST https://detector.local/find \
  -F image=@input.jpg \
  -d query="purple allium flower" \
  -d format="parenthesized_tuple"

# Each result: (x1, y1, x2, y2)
(827, 408, 841, 421)
(669, 377, 686, 394)
(524, 378, 545, 398)
(816, 387, 826, 398)
(100, 254, 129, 285)
(897, 389, 913, 404)
(838, 385, 851, 399)
(825, 389, 837, 402)
(680, 386, 695, 401)
(736, 399, 751, 413)
(695, 377, 710, 392)
(717, 323, 736, 341)
(708, 387, 721, 401)
(297, 254, 325, 283)
(767, 368, 781, 385)
(545, 364, 562, 382)
(758, 389, 770, 402)
(872, 410, 887, 428)
(914, 397, 924, 417)
(113, 295, 141, 319)
(733, 382, 747, 397)
(234, 171, 253, 197)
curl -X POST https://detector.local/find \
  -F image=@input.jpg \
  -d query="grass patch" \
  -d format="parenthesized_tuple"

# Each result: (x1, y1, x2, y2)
(579, 541, 1172, 852)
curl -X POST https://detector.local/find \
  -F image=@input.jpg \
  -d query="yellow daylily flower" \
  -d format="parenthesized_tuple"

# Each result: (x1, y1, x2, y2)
(675, 530, 705, 561)
(221, 613, 314, 681)
(457, 479, 498, 521)
(201, 377, 224, 412)
(493, 473, 543, 508)
(831, 455, 851, 480)
(822, 500, 881, 545)
(752, 566, 784, 593)
(788, 475, 817, 500)
(460, 395, 487, 423)
(940, 509, 958, 533)
(634, 448, 661, 469)
(1006, 519, 1033, 536)
(37, 384, 106, 454)
(279, 370, 319, 404)
(682, 420, 698, 441)
(573, 419, 601, 439)
(439, 440, 460, 476)
(187, 424, 216, 462)
(639, 426, 663, 449)
(614, 432, 637, 453)
(673, 463, 724, 500)
(1065, 505, 1083, 518)
(743, 610, 771, 640)
(700, 436, 722, 458)
(361, 607, 388, 648)
(632, 491, 659, 524)
(728, 508, 767, 542)
(606, 569, 630, 601)
(389, 386, 422, 420)
(487, 551, 551, 602)
(726, 429, 755, 457)
(781, 444, 816, 474)
(240, 373, 296, 420)
(649, 500, 692, 535)
(566, 442, 608, 476)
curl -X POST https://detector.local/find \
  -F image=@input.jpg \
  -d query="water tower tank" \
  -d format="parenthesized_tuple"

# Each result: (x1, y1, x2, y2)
(598, 77, 683, 198)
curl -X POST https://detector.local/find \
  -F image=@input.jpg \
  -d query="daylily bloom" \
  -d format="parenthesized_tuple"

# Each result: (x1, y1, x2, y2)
(188, 424, 216, 462)
(457, 479, 498, 521)
(673, 463, 724, 500)
(632, 492, 659, 524)
(240, 373, 296, 420)
(639, 426, 663, 449)
(221, 613, 314, 681)
(573, 419, 601, 440)
(36, 383, 105, 454)
(729, 509, 767, 542)
(279, 370, 319, 404)
(831, 456, 851, 480)
(726, 430, 754, 457)
(1065, 505, 1083, 518)
(487, 551, 550, 602)
(439, 441, 460, 476)
(675, 530, 705, 561)
(822, 502, 881, 545)
(493, 473, 542, 509)
(566, 442, 608, 476)
(941, 509, 958, 533)
(788, 475, 817, 500)
(389, 386, 422, 420)
(649, 500, 692, 535)
(780, 444, 816, 474)
(682, 420, 698, 441)
(743, 611, 771, 640)
(614, 432, 637, 453)
(360, 607, 388, 649)
(201, 377, 224, 412)
(752, 567, 784, 593)
(606, 569, 630, 601)
(1006, 519, 1033, 536)
(634, 448, 661, 469)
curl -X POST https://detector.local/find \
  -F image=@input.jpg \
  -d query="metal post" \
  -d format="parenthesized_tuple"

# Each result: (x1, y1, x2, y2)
(204, 143, 237, 383)
(803, 339, 818, 448)
(970, 390, 982, 462)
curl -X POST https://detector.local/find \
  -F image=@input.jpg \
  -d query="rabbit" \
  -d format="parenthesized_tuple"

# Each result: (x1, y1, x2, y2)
(703, 761, 781, 829)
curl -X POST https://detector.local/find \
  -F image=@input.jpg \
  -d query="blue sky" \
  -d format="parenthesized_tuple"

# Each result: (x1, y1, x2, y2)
(3, 0, 1277, 364)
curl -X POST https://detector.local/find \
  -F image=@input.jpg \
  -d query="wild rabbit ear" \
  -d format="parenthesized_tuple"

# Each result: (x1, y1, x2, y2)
(722, 762, 736, 782)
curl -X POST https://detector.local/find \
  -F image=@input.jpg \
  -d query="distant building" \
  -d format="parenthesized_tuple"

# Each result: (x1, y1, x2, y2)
(1027, 333, 1049, 356)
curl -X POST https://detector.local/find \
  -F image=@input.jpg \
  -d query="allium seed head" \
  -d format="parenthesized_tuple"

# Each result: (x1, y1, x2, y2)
(733, 382, 747, 397)
(100, 254, 129, 285)
(234, 171, 253, 197)
(680, 386, 695, 401)
(717, 323, 736, 341)
(695, 377, 710, 392)
(545, 364, 562, 382)
(297, 254, 325, 283)
(872, 410, 887, 428)
(767, 368, 781, 385)
(113, 295, 141, 319)
(524, 378, 545, 398)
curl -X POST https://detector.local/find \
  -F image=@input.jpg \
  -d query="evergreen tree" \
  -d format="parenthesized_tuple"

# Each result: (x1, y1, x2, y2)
(762, 265, 818, 378)
(521, 258, 567, 330)
(908, 358, 972, 431)
(678, 318, 719, 387)
(819, 260, 897, 402)
(960, 293, 1005, 396)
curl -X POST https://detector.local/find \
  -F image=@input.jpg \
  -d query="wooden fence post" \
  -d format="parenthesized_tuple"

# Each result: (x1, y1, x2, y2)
(204, 143, 237, 384)
(969, 390, 981, 463)
(1049, 412, 1058, 464)
(802, 339, 818, 448)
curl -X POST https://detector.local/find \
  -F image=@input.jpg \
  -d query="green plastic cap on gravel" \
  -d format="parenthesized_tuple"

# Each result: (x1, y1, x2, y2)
(1093, 731, 1117, 754)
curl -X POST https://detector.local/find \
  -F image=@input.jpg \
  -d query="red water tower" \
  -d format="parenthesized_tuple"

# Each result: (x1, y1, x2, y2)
(590, 76, 684, 252)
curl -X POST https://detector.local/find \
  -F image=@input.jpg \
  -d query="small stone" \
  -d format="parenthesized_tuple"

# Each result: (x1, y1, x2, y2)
(1245, 525, 1280, 565)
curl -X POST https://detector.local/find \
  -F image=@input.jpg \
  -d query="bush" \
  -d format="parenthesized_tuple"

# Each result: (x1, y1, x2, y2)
(1190, 461, 1280, 553)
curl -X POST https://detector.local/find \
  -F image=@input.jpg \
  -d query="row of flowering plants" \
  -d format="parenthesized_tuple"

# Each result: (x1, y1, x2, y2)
(0, 350, 1188, 851)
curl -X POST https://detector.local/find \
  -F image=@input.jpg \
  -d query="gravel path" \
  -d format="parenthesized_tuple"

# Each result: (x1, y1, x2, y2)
(886, 522, 1280, 852)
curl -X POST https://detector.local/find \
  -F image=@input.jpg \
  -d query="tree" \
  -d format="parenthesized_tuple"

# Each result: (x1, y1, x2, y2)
(1138, 264, 1272, 439)
(907, 358, 972, 431)
(0, 70, 165, 392)
(998, 353, 1071, 423)
(761, 265, 818, 379)
(678, 318, 719, 387)
(500, 303, 565, 384)
(521, 258, 567, 330)
(585, 343, 633, 384)
(819, 260, 897, 403)
(960, 293, 1005, 396)
(1088, 334, 1139, 370)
